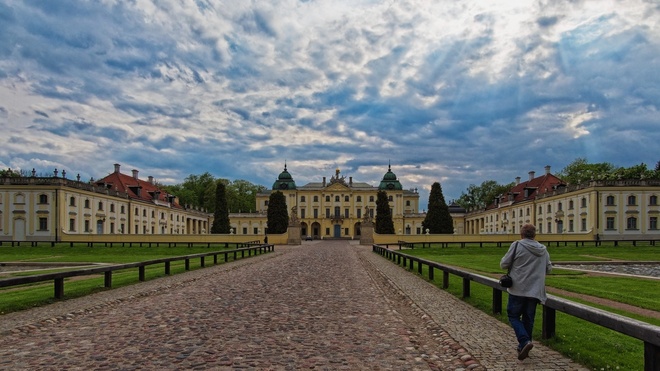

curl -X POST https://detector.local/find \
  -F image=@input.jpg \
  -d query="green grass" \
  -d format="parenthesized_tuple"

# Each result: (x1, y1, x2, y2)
(0, 243, 247, 314)
(396, 243, 659, 370)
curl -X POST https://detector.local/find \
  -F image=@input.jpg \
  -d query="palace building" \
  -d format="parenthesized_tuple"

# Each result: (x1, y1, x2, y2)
(463, 166, 660, 240)
(0, 164, 210, 242)
(230, 164, 431, 239)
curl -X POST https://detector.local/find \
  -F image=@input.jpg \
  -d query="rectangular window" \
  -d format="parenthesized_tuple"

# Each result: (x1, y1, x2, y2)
(314, 209, 318, 218)
(581, 218, 587, 231)
(253, 227, 258, 234)
(325, 228, 330, 235)
(344, 228, 349, 235)
(650, 217, 658, 230)
(69, 218, 76, 232)
(300, 208, 305, 219)
(627, 217, 637, 230)
(110, 222, 115, 234)
(569, 219, 574, 232)
(85, 220, 91, 232)
(344, 208, 349, 218)
(547, 222, 552, 234)
(38, 217, 48, 231)
(606, 217, 615, 230)
(326, 208, 330, 218)
(357, 208, 362, 219)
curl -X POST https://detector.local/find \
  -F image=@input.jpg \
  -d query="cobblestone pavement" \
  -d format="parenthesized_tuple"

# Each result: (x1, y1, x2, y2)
(0, 241, 587, 370)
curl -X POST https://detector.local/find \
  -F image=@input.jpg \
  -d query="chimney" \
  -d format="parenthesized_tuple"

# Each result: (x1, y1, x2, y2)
(323, 177, 326, 187)
(114, 163, 121, 173)
(528, 171, 535, 181)
(515, 176, 521, 185)
(349, 177, 353, 186)
(148, 176, 154, 184)
(132, 169, 139, 180)
(545, 165, 551, 175)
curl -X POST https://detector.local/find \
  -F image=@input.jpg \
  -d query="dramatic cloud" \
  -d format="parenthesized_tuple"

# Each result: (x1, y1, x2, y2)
(1, 0, 658, 206)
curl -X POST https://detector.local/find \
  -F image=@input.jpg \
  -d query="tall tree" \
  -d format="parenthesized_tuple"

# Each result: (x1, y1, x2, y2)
(456, 180, 513, 210)
(422, 182, 454, 234)
(266, 191, 289, 234)
(557, 158, 616, 184)
(375, 190, 395, 234)
(210, 182, 230, 233)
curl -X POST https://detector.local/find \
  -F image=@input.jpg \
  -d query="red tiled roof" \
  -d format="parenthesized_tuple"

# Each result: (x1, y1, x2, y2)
(487, 172, 565, 209)
(95, 170, 182, 209)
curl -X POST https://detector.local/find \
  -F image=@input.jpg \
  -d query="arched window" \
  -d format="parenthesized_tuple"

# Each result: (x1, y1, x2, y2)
(627, 195, 636, 205)
(606, 195, 615, 206)
(84, 199, 90, 208)
(69, 197, 76, 206)
(313, 196, 319, 202)
(356, 196, 362, 202)
(98, 201, 103, 211)
(581, 197, 587, 207)
(344, 196, 349, 202)
(388, 196, 393, 202)
(39, 194, 48, 204)
(650, 195, 658, 205)
(300, 196, 306, 202)
(369, 196, 374, 202)
(335, 196, 340, 202)
(568, 200, 574, 209)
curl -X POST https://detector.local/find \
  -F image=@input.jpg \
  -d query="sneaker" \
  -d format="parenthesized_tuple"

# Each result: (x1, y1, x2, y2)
(518, 341, 533, 360)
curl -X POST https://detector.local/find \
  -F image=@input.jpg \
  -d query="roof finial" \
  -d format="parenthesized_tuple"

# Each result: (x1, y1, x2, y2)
(284, 160, 287, 171)
(388, 160, 391, 171)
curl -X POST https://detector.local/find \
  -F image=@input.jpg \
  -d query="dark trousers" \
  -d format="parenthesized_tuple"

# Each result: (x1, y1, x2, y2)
(506, 294, 538, 350)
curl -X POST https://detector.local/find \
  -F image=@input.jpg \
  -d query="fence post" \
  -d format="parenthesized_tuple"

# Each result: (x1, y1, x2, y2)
(165, 261, 171, 275)
(418, 260, 423, 274)
(462, 278, 471, 298)
(644, 342, 659, 371)
(139, 266, 146, 281)
(185, 259, 190, 271)
(493, 289, 502, 314)
(200, 256, 205, 268)
(429, 266, 434, 281)
(54, 278, 64, 299)
(104, 271, 112, 288)
(542, 306, 556, 339)
(443, 271, 449, 289)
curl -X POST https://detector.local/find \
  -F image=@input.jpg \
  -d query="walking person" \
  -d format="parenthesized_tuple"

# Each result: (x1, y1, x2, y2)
(500, 223, 552, 360)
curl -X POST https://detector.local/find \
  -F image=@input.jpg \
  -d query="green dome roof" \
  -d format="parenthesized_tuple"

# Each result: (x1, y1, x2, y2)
(272, 164, 297, 190)
(378, 164, 402, 190)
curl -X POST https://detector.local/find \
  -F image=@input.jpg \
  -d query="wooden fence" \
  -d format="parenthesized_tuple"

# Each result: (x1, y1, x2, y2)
(372, 244, 660, 371)
(0, 244, 274, 299)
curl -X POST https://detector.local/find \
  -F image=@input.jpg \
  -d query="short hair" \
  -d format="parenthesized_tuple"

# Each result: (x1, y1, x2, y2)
(521, 224, 536, 239)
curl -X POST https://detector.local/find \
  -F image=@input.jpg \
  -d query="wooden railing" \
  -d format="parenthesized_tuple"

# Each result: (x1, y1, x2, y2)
(0, 244, 274, 300)
(372, 244, 660, 371)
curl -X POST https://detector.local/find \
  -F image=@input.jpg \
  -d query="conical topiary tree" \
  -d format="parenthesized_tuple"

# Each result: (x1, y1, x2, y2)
(266, 191, 289, 234)
(211, 181, 231, 233)
(375, 190, 395, 234)
(422, 182, 454, 234)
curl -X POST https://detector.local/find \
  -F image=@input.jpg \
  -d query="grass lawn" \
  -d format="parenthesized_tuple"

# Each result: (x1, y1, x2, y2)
(0, 243, 251, 313)
(398, 242, 660, 370)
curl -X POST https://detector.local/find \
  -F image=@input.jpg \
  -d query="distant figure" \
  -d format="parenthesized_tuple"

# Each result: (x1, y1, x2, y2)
(500, 223, 552, 361)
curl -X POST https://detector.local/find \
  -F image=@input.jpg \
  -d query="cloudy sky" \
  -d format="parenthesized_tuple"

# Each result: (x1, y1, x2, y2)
(1, 0, 658, 209)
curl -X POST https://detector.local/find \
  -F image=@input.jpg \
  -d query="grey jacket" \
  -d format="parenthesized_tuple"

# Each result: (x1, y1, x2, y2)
(500, 238, 552, 303)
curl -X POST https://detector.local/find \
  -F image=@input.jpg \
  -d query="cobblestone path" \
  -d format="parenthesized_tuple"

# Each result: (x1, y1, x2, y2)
(0, 241, 587, 370)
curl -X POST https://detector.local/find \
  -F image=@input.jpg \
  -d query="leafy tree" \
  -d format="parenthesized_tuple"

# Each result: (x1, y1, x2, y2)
(225, 179, 267, 212)
(375, 190, 395, 234)
(0, 168, 21, 177)
(211, 182, 230, 233)
(456, 180, 513, 210)
(266, 191, 288, 234)
(557, 158, 660, 182)
(557, 158, 616, 184)
(422, 182, 454, 234)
